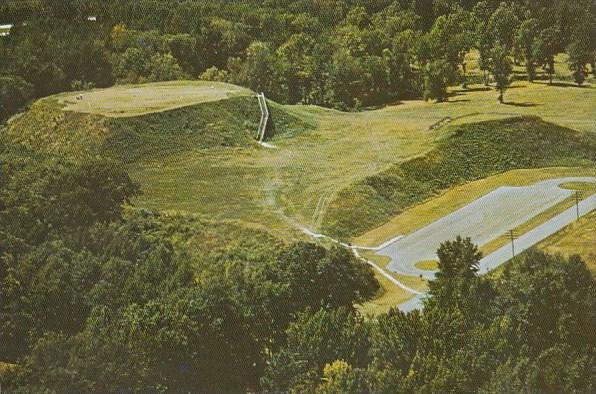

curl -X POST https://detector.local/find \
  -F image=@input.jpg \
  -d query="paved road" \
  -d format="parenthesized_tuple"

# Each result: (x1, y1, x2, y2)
(478, 193, 596, 273)
(392, 177, 596, 312)
(377, 177, 595, 280)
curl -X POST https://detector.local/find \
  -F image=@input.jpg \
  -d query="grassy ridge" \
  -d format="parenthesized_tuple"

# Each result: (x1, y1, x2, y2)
(103, 97, 313, 163)
(3, 95, 313, 164)
(322, 117, 596, 239)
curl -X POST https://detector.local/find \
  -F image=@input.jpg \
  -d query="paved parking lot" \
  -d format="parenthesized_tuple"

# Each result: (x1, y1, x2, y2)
(377, 177, 596, 279)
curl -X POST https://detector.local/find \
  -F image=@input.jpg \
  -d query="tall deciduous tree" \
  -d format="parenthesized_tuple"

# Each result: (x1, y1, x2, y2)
(533, 27, 561, 84)
(423, 59, 456, 102)
(514, 18, 539, 81)
(489, 44, 512, 103)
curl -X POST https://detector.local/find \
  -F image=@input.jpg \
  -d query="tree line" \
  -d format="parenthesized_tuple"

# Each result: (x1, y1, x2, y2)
(1, 142, 594, 392)
(0, 139, 379, 392)
(1, 0, 595, 121)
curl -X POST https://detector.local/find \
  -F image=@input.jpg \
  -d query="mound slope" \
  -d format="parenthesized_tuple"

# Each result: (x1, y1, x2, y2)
(322, 116, 596, 239)
(3, 82, 313, 163)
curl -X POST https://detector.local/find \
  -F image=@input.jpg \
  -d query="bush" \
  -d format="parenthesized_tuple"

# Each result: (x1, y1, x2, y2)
(0, 75, 33, 121)
(200, 66, 229, 82)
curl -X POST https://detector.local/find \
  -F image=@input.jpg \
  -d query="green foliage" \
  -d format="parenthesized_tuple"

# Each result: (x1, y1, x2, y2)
(423, 59, 457, 102)
(0, 75, 33, 122)
(323, 117, 596, 238)
(199, 66, 229, 82)
(262, 307, 371, 392)
(489, 43, 513, 102)
(0, 145, 378, 391)
(566, 21, 594, 86)
(1, 0, 594, 117)
(533, 27, 561, 84)
(514, 18, 539, 81)
(264, 245, 596, 393)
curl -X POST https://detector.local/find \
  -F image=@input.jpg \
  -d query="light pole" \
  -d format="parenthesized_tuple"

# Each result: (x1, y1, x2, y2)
(508, 229, 517, 260)
(575, 191, 582, 221)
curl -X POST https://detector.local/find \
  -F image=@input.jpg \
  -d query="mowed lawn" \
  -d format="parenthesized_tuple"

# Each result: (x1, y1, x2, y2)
(129, 81, 596, 243)
(537, 210, 596, 273)
(57, 80, 252, 117)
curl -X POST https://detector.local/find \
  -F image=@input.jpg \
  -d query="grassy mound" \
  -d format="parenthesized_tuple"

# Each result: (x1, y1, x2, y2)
(57, 81, 253, 117)
(322, 116, 596, 239)
(3, 89, 313, 163)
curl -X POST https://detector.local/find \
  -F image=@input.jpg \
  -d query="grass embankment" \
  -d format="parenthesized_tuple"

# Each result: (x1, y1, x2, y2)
(537, 211, 596, 273)
(355, 167, 596, 247)
(323, 117, 596, 239)
(5, 80, 596, 241)
(5, 93, 311, 163)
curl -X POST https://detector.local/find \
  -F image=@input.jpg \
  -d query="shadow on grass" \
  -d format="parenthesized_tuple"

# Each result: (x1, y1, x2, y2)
(533, 81, 591, 88)
(503, 101, 540, 107)
(450, 86, 492, 94)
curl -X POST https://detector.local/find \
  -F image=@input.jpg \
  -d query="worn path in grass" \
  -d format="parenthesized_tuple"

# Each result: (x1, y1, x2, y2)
(378, 177, 595, 279)
(47, 80, 596, 242)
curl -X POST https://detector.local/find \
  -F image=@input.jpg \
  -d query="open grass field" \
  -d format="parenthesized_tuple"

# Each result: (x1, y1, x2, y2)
(6, 78, 596, 245)
(537, 210, 596, 273)
(56, 81, 252, 117)
(5, 72, 596, 316)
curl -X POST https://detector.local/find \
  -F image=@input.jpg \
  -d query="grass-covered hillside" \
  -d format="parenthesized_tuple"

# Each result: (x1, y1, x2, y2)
(322, 117, 596, 239)
(3, 80, 596, 242)
(3, 82, 313, 163)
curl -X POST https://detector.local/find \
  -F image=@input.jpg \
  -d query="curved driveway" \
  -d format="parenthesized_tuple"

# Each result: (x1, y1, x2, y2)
(376, 177, 595, 280)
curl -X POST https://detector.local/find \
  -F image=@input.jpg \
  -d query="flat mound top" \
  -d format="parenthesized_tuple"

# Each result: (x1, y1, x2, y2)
(56, 81, 253, 117)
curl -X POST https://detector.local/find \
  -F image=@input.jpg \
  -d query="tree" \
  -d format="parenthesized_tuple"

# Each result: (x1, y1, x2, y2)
(262, 308, 371, 392)
(533, 27, 561, 84)
(427, 8, 476, 87)
(489, 44, 512, 103)
(199, 66, 229, 82)
(277, 33, 317, 103)
(426, 236, 494, 315)
(514, 18, 539, 81)
(566, 23, 594, 87)
(228, 41, 286, 102)
(316, 360, 370, 394)
(146, 52, 186, 82)
(423, 59, 456, 102)
(0, 75, 33, 121)
(434, 235, 481, 281)
(486, 2, 520, 52)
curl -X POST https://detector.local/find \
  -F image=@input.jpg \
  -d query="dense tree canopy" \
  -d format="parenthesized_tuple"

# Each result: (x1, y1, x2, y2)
(264, 244, 596, 393)
(0, 141, 379, 392)
(1, 2, 595, 392)
(1, 0, 594, 122)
